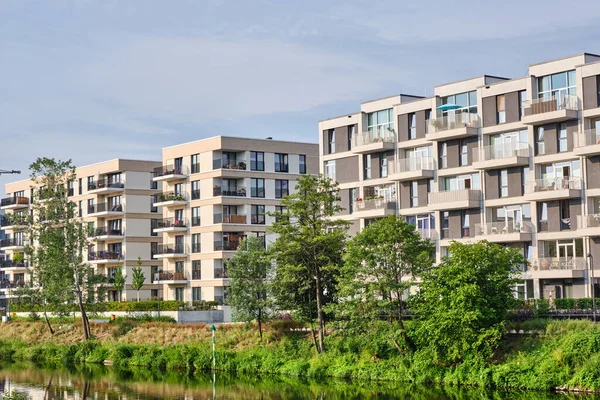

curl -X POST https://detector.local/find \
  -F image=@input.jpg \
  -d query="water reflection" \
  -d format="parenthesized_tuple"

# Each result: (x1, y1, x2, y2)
(0, 364, 598, 400)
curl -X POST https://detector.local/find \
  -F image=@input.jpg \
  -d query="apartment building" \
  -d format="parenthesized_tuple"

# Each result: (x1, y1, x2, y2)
(0, 159, 162, 303)
(319, 52, 600, 300)
(153, 136, 318, 303)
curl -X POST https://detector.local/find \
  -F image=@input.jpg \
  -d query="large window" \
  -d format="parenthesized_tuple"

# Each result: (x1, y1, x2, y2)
(250, 151, 265, 171)
(367, 108, 394, 136)
(250, 178, 265, 198)
(536, 126, 545, 156)
(461, 211, 470, 237)
(439, 142, 448, 168)
(558, 123, 568, 152)
(380, 152, 388, 178)
(518, 90, 527, 120)
(251, 205, 265, 224)
(441, 91, 477, 115)
(348, 125, 354, 150)
(559, 200, 571, 230)
(192, 206, 200, 226)
(192, 233, 201, 253)
(460, 139, 469, 166)
(363, 154, 372, 180)
(408, 113, 416, 139)
(537, 70, 576, 100)
(191, 154, 199, 174)
(442, 212, 450, 239)
(327, 129, 335, 154)
(192, 261, 201, 280)
(275, 180, 289, 199)
(497, 95, 506, 124)
(299, 155, 306, 174)
(325, 161, 336, 181)
(192, 287, 202, 300)
(275, 153, 288, 172)
(410, 181, 418, 207)
(191, 180, 200, 200)
(499, 169, 508, 198)
(441, 174, 480, 191)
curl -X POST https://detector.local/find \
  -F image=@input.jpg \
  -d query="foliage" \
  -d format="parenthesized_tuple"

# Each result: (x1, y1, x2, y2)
(227, 236, 274, 339)
(112, 267, 126, 303)
(268, 174, 349, 352)
(131, 257, 146, 302)
(410, 241, 525, 364)
(10, 299, 219, 312)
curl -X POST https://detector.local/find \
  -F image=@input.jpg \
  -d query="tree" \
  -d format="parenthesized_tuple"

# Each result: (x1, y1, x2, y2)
(131, 257, 146, 302)
(112, 267, 126, 303)
(410, 241, 525, 364)
(227, 236, 273, 339)
(337, 216, 434, 351)
(268, 174, 348, 353)
(26, 158, 95, 340)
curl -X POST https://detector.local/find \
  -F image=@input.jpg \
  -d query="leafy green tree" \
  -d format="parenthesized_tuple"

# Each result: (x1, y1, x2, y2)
(131, 257, 146, 302)
(410, 241, 525, 364)
(25, 158, 95, 339)
(227, 236, 273, 339)
(337, 216, 434, 351)
(269, 174, 348, 353)
(112, 267, 126, 302)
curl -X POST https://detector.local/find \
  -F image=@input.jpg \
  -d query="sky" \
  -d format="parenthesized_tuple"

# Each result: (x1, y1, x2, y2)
(2, 0, 600, 189)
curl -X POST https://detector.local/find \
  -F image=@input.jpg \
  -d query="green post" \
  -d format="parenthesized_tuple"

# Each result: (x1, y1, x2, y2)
(210, 324, 216, 370)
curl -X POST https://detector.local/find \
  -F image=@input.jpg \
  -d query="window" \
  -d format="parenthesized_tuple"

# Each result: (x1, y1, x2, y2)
(87, 199, 95, 214)
(558, 122, 568, 152)
(151, 179, 158, 190)
(460, 140, 469, 166)
(192, 207, 200, 226)
(442, 212, 450, 239)
(108, 195, 122, 210)
(410, 181, 419, 207)
(325, 161, 336, 182)
(522, 167, 529, 195)
(87, 176, 95, 191)
(538, 202, 549, 231)
(500, 169, 508, 198)
(250, 151, 265, 171)
(151, 194, 158, 213)
(275, 205, 286, 222)
(192, 261, 201, 280)
(518, 90, 527, 120)
(462, 211, 470, 237)
(78, 178, 82, 195)
(349, 188, 357, 214)
(380, 152, 388, 178)
(78, 201, 82, 217)
(537, 70, 576, 101)
(151, 219, 159, 236)
(191, 154, 199, 174)
(191, 180, 200, 200)
(151, 289, 159, 299)
(175, 288, 184, 302)
(251, 205, 265, 224)
(367, 109, 394, 137)
(497, 95, 506, 124)
(408, 113, 416, 139)
(327, 129, 335, 154)
(275, 153, 289, 172)
(192, 287, 202, 300)
(440, 91, 477, 115)
(192, 233, 201, 253)
(151, 242, 159, 258)
(150, 266, 158, 283)
(560, 200, 571, 230)
(536, 127, 545, 155)
(424, 110, 431, 133)
(174, 183, 184, 196)
(174, 157, 183, 175)
(439, 142, 448, 168)
(348, 125, 355, 150)
(299, 154, 307, 174)
(251, 178, 265, 198)
(275, 180, 289, 198)
(363, 154, 372, 180)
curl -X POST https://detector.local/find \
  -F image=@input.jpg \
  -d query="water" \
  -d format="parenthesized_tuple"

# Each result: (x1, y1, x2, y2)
(1, 364, 599, 399)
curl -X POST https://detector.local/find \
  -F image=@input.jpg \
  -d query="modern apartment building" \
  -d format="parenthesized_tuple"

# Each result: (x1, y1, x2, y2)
(152, 136, 318, 303)
(0, 159, 162, 303)
(319, 52, 600, 300)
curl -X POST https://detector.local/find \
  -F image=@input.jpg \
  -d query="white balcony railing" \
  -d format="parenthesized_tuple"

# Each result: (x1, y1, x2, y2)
(528, 257, 586, 272)
(426, 112, 479, 133)
(522, 94, 579, 116)
(475, 221, 534, 236)
(473, 142, 529, 162)
(390, 157, 434, 174)
(353, 129, 396, 147)
(577, 214, 600, 229)
(524, 177, 582, 194)
(575, 129, 600, 147)
(417, 228, 438, 240)
(355, 197, 396, 211)
(428, 189, 481, 205)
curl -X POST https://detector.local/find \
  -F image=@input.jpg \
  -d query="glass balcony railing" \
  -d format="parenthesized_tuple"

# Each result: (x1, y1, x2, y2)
(522, 94, 578, 116)
(390, 157, 434, 174)
(1, 197, 29, 208)
(152, 218, 187, 229)
(88, 226, 124, 237)
(153, 165, 188, 178)
(213, 159, 247, 170)
(214, 241, 240, 251)
(475, 221, 534, 236)
(353, 129, 396, 147)
(575, 129, 600, 147)
(214, 214, 247, 224)
(473, 142, 529, 162)
(88, 251, 122, 261)
(524, 177, 582, 194)
(154, 244, 187, 256)
(528, 257, 585, 271)
(88, 179, 125, 191)
(213, 186, 246, 197)
(427, 112, 479, 133)
(154, 271, 187, 281)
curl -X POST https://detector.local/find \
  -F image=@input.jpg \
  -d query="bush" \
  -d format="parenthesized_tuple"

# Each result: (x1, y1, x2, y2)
(555, 298, 575, 310)
(10, 300, 220, 313)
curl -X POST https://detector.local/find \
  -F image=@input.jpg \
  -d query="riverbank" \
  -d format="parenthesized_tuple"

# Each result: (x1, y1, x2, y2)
(1, 319, 600, 392)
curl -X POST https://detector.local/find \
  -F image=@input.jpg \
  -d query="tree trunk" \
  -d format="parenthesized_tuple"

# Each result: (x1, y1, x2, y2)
(42, 302, 54, 335)
(137, 290, 140, 302)
(309, 324, 319, 354)
(314, 267, 325, 353)
(257, 308, 263, 340)
(76, 288, 90, 340)
(394, 289, 414, 352)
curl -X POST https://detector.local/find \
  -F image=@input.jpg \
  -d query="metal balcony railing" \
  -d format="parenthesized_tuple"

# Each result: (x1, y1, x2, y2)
(355, 197, 396, 211)
(575, 129, 600, 147)
(0, 215, 27, 227)
(1, 197, 29, 207)
(353, 129, 396, 147)
(528, 257, 586, 271)
(153, 165, 188, 178)
(214, 241, 240, 251)
(213, 159, 247, 170)
(154, 271, 187, 281)
(214, 214, 247, 224)
(88, 203, 123, 214)
(192, 243, 201, 253)
(88, 226, 124, 237)
(88, 179, 125, 191)
(524, 177, 582, 194)
(88, 251, 122, 261)
(523, 94, 579, 116)
(0, 238, 25, 248)
(0, 260, 29, 269)
(473, 142, 529, 162)
(213, 186, 247, 197)
(427, 112, 479, 133)
(0, 279, 25, 289)
(390, 157, 434, 174)
(192, 270, 202, 280)
(152, 218, 188, 229)
(475, 221, 534, 236)
(156, 192, 187, 203)
(155, 244, 187, 255)
(214, 268, 228, 279)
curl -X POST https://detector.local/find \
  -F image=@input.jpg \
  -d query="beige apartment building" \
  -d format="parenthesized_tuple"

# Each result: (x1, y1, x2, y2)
(0, 159, 162, 303)
(319, 52, 600, 300)
(152, 136, 318, 303)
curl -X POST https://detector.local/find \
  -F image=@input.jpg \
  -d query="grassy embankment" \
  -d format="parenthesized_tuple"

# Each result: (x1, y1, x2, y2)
(1, 318, 600, 392)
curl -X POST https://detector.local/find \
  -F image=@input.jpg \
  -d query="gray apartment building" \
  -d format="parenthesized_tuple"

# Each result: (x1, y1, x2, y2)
(319, 53, 600, 300)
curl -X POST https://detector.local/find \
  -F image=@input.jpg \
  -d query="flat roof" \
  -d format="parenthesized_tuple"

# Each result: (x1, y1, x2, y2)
(529, 52, 600, 67)
(161, 135, 317, 150)
(433, 74, 509, 89)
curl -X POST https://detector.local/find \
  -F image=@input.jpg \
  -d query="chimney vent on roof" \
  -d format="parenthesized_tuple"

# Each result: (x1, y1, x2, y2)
(266, 137, 273, 140)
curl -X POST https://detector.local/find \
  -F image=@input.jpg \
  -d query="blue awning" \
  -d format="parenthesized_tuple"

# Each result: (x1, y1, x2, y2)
(437, 104, 461, 111)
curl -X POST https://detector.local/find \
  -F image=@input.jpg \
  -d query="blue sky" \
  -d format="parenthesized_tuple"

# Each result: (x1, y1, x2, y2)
(2, 0, 600, 189)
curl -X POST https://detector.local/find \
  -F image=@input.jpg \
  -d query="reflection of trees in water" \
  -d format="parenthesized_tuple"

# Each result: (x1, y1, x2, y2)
(0, 364, 596, 400)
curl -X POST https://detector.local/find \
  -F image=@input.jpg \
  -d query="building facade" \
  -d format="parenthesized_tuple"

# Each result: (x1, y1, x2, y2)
(319, 53, 600, 300)
(153, 136, 318, 303)
(0, 159, 162, 304)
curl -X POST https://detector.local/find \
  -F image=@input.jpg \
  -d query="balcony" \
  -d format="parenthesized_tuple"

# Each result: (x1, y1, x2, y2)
(88, 251, 123, 264)
(154, 271, 187, 284)
(214, 240, 240, 251)
(0, 239, 25, 250)
(0, 215, 27, 231)
(475, 221, 534, 242)
(153, 192, 187, 207)
(388, 157, 435, 182)
(0, 260, 29, 271)
(214, 213, 247, 224)
(521, 94, 579, 125)
(428, 189, 482, 211)
(1, 197, 29, 210)
(214, 268, 228, 279)
(152, 165, 188, 182)
(88, 227, 125, 241)
(0, 279, 25, 290)
(152, 218, 188, 233)
(153, 244, 188, 259)
(87, 179, 125, 194)
(351, 197, 396, 219)
(526, 257, 586, 279)
(416, 228, 438, 241)
(213, 159, 247, 171)
(472, 143, 530, 170)
(524, 177, 582, 201)
(425, 112, 479, 141)
(574, 129, 600, 156)
(88, 203, 124, 217)
(351, 130, 396, 154)
(213, 186, 247, 197)
(576, 214, 600, 236)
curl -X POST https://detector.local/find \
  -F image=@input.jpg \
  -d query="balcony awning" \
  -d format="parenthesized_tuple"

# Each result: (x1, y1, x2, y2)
(437, 104, 461, 111)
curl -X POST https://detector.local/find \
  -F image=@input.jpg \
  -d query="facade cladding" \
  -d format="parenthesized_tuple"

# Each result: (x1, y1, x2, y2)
(319, 53, 600, 300)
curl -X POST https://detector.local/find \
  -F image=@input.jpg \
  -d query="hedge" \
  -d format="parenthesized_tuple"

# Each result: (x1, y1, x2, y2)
(10, 300, 220, 313)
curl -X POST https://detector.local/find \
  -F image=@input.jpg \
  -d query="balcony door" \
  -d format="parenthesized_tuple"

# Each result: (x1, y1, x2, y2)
(557, 241, 575, 260)
(175, 235, 184, 251)
(506, 207, 523, 232)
